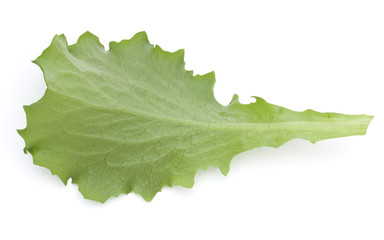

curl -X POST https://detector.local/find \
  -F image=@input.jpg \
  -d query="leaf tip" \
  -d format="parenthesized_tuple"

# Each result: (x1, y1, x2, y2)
(131, 31, 150, 43)
(52, 33, 68, 46)
(194, 71, 216, 87)
(174, 48, 186, 61)
(75, 31, 104, 49)
(81, 30, 96, 38)
(17, 128, 25, 137)
(32, 33, 68, 68)
(252, 96, 267, 103)
(219, 165, 230, 176)
(229, 94, 240, 105)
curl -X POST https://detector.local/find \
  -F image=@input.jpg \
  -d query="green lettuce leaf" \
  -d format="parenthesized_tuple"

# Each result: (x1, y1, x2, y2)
(18, 32, 373, 202)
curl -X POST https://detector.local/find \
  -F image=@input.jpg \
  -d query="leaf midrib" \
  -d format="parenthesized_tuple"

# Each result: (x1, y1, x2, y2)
(49, 88, 367, 133)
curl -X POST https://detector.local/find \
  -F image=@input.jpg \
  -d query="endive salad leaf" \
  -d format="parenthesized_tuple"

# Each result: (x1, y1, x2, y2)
(18, 32, 372, 202)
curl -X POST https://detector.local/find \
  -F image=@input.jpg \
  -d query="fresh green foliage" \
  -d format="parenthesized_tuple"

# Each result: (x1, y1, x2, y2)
(19, 32, 372, 202)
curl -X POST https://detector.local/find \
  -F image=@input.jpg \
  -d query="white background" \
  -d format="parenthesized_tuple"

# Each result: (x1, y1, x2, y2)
(1, 0, 383, 239)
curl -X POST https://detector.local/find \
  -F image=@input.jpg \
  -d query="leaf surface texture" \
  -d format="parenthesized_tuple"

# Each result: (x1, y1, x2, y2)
(19, 32, 372, 202)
